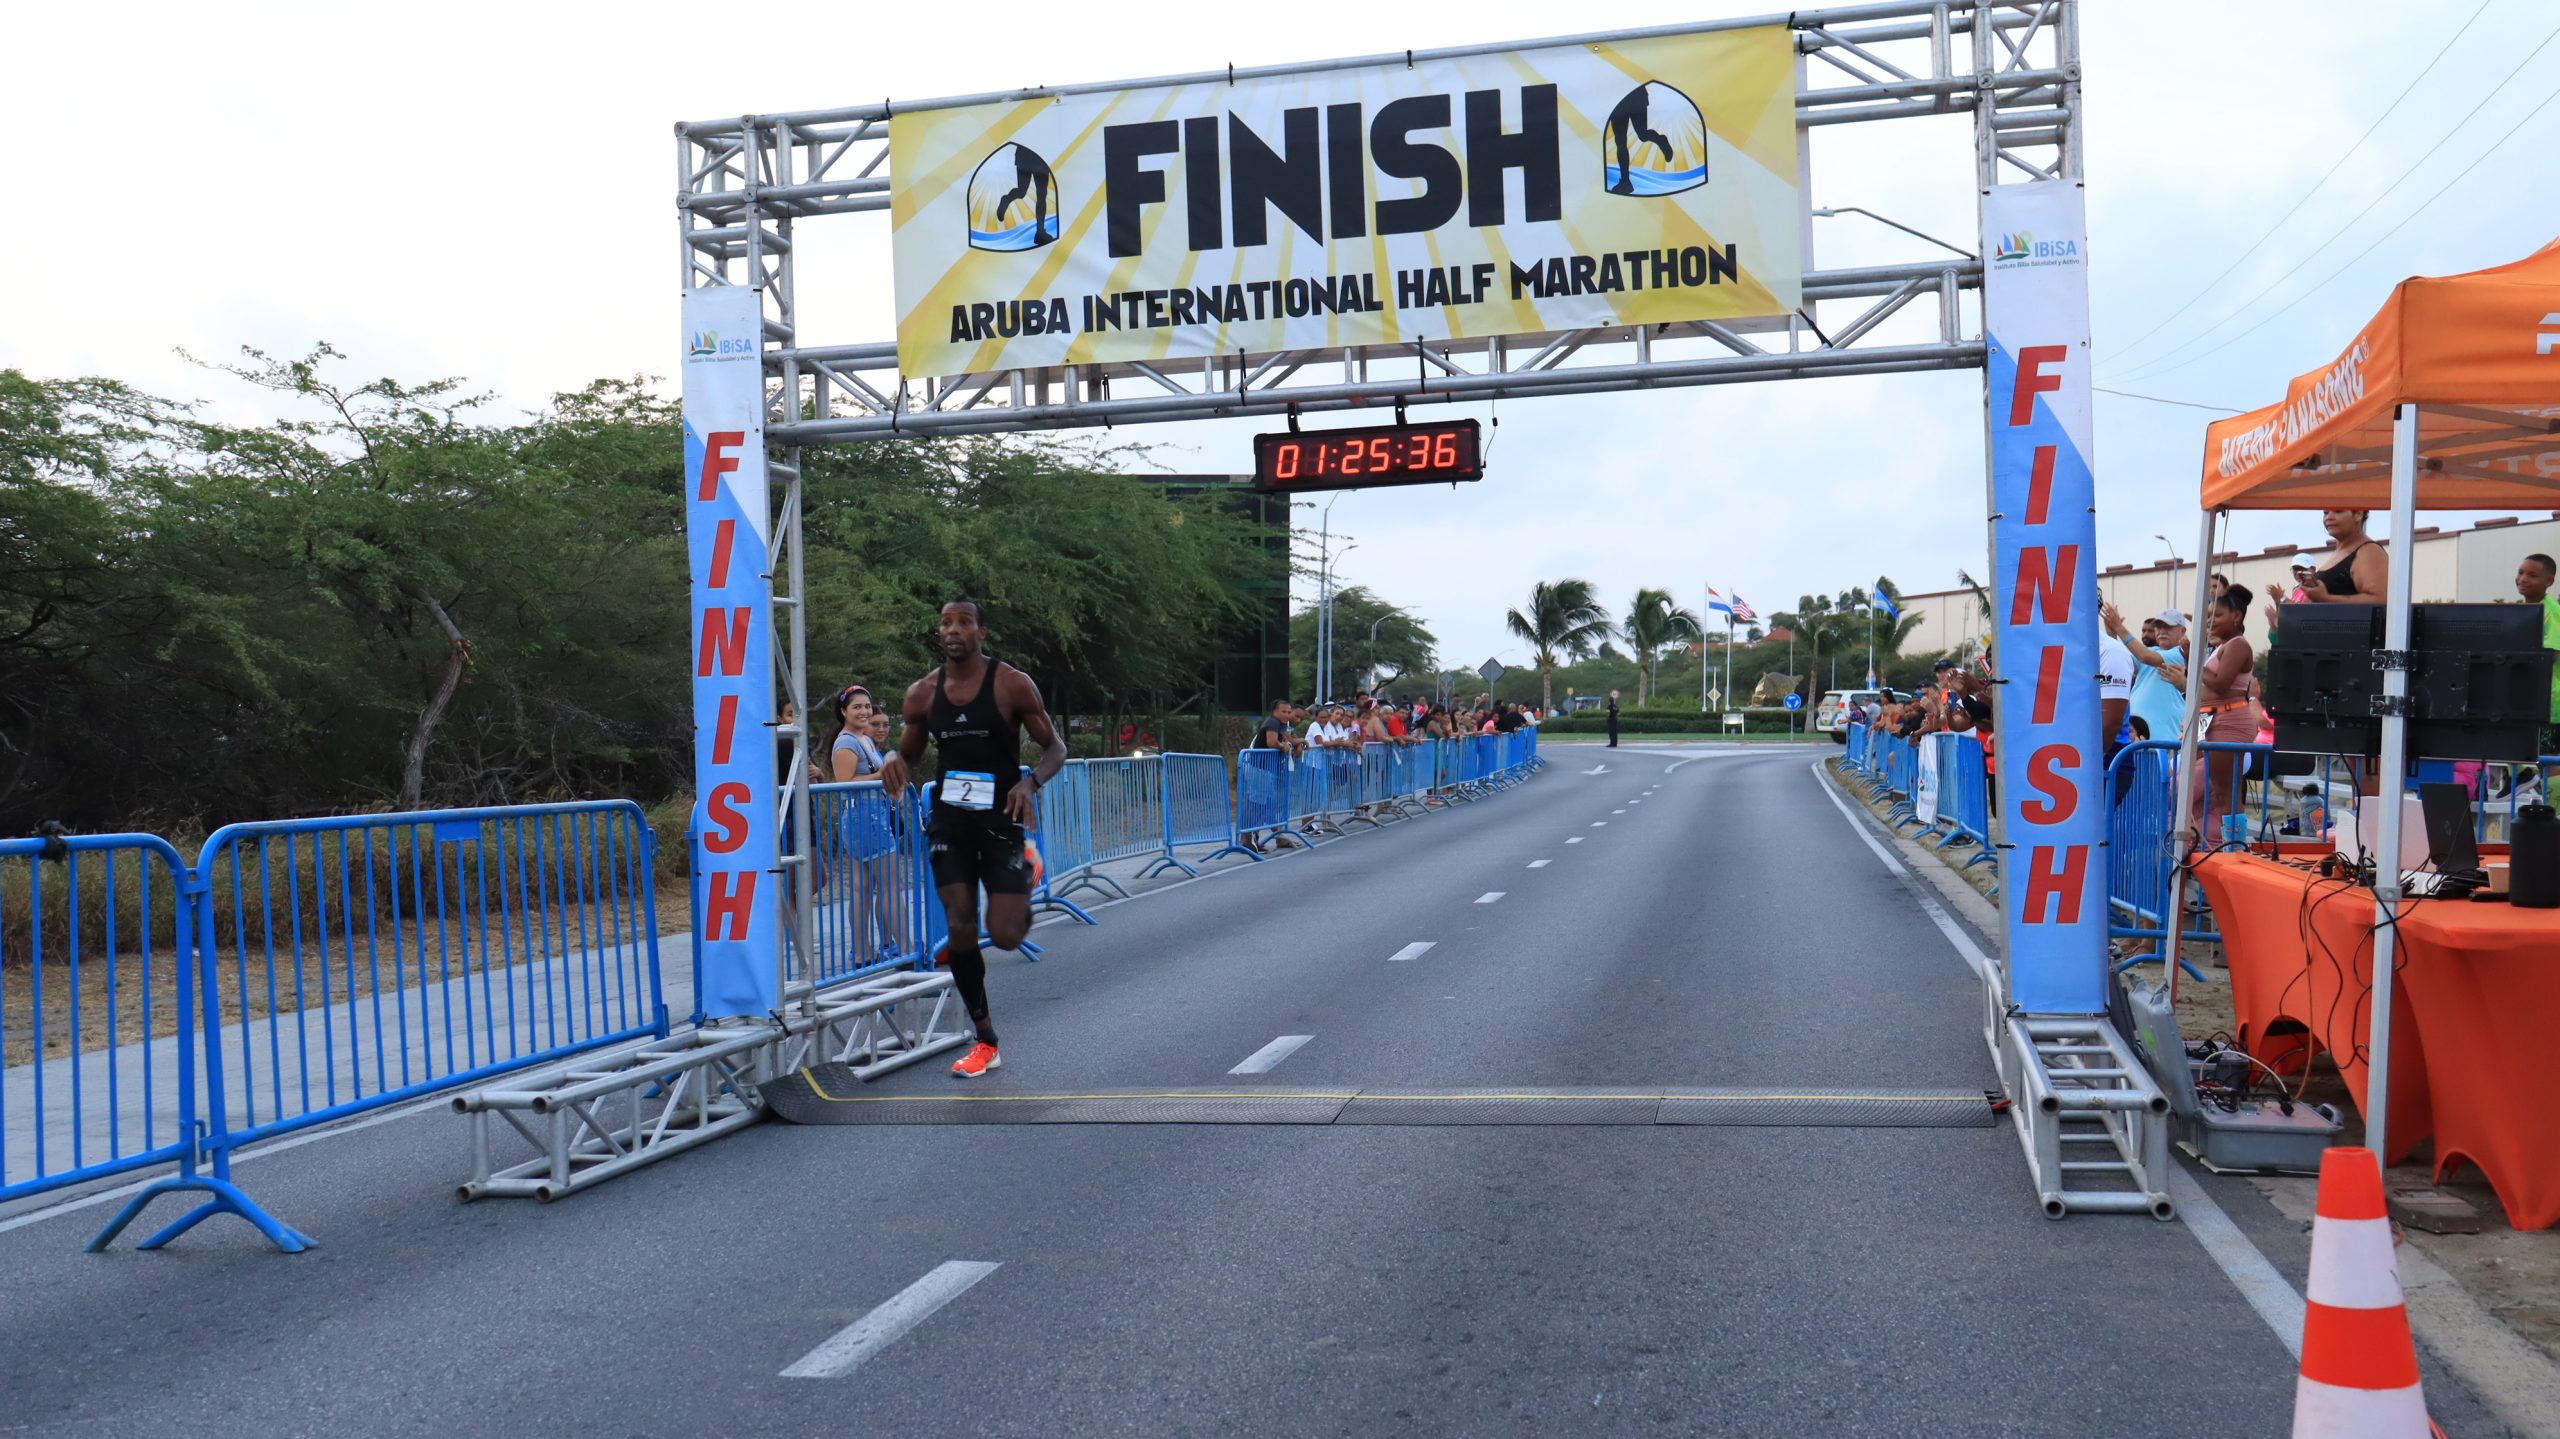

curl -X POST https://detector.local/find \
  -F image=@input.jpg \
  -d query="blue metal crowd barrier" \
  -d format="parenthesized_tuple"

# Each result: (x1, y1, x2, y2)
(1028, 761, 1098, 922)
(1936, 736, 1998, 873)
(188, 803, 666, 1165)
(1234, 748, 1292, 843)
(1155, 752, 1259, 874)
(808, 782, 935, 986)
(3, 835, 201, 1215)
(73, 800, 666, 1254)
(1059, 757, 1166, 900)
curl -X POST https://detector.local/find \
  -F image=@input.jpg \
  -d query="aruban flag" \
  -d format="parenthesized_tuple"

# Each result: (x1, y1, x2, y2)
(1730, 594, 1759, 623)
(1705, 587, 1735, 616)
(1869, 586, 1900, 619)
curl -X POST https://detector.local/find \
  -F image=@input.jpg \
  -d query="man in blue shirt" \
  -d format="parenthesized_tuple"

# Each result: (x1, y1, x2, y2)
(2105, 602, 2189, 749)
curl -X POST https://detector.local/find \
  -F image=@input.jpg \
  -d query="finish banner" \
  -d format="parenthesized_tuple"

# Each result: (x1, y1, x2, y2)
(681, 286, 781, 1019)
(1981, 179, 2107, 1015)
(889, 27, 1802, 377)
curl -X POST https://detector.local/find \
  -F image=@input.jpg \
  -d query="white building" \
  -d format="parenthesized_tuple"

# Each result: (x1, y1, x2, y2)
(1894, 513, 2560, 658)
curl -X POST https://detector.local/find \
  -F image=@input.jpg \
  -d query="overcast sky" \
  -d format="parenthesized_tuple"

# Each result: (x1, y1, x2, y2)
(9, 0, 2554, 680)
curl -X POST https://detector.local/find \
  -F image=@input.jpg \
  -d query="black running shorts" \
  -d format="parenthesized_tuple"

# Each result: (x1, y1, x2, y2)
(926, 806, 1034, 895)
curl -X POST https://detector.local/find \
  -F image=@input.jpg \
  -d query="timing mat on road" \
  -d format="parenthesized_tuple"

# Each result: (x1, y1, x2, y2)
(762, 1065, 1999, 1128)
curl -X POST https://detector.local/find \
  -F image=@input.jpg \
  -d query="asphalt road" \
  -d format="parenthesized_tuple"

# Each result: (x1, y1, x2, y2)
(0, 745, 2506, 1436)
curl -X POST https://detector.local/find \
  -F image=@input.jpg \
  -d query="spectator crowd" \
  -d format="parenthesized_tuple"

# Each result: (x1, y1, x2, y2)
(1250, 695, 1543, 757)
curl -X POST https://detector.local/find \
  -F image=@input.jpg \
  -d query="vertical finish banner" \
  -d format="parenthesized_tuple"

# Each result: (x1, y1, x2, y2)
(1981, 180, 2105, 1014)
(681, 287, 780, 1018)
(888, 26, 1802, 377)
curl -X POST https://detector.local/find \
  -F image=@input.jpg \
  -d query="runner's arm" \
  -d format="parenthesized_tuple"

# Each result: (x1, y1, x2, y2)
(1001, 668, 1068, 826)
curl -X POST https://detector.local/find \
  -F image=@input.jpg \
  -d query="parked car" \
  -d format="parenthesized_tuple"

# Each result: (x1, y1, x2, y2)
(1815, 688, 1886, 742)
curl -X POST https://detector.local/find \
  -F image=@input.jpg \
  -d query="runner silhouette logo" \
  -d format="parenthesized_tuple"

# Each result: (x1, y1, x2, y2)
(1600, 82, 1707, 197)
(968, 143, 1061, 253)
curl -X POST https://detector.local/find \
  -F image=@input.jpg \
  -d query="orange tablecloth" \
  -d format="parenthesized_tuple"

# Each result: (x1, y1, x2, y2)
(2196, 850, 2560, 1229)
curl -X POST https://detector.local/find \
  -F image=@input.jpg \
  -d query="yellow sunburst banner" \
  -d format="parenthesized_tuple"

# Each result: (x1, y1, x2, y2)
(889, 26, 1800, 379)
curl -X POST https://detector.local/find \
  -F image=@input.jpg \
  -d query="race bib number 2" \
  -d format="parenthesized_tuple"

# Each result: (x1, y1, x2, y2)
(940, 770, 996, 811)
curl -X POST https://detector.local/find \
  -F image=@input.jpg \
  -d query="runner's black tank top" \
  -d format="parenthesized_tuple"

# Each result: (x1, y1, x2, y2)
(928, 661, 1022, 813)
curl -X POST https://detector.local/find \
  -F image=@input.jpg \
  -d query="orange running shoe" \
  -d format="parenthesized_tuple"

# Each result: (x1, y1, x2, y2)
(1023, 837, 1044, 890)
(951, 1042, 1001, 1078)
(931, 939, 951, 969)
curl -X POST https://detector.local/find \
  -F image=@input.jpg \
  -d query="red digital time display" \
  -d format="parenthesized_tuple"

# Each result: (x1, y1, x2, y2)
(1252, 418, 1484, 493)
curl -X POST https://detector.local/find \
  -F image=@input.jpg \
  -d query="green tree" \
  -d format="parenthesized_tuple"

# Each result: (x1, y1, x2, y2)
(1289, 585, 1436, 700)
(1617, 587, 1703, 707)
(1504, 579, 1611, 712)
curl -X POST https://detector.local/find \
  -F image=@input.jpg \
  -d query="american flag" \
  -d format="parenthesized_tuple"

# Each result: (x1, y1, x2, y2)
(1730, 594, 1759, 623)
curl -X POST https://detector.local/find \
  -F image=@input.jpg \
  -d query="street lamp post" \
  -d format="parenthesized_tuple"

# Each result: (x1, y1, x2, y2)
(2154, 531, 2181, 611)
(1808, 206, 1978, 260)
(1365, 606, 1410, 695)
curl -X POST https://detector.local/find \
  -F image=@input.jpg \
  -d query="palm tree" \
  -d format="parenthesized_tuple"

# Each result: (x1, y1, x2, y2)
(1618, 587, 1704, 706)
(1504, 579, 1611, 712)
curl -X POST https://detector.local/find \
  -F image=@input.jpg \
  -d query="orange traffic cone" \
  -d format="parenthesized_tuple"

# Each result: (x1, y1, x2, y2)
(2292, 1147, 2431, 1437)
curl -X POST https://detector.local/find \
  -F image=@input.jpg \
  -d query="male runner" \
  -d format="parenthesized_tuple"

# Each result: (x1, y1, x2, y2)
(879, 599, 1069, 1078)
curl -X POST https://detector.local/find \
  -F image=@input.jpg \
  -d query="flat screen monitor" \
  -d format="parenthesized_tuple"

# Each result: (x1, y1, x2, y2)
(2262, 602, 2552, 762)
(2265, 604, 2383, 756)
(2410, 603, 2552, 762)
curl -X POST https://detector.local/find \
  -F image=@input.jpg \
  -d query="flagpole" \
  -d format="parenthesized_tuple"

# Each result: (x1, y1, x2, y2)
(1701, 584, 1711, 713)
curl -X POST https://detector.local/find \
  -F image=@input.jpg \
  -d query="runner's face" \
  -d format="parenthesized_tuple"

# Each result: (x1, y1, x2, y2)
(938, 603, 982, 659)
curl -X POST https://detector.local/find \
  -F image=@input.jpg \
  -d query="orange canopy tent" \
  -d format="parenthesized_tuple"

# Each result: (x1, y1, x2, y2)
(2199, 238, 2560, 512)
(2171, 238, 2560, 1168)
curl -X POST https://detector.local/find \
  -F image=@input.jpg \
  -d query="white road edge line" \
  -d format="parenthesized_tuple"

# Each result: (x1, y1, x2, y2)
(1566, 838, 1583, 844)
(1809, 760, 2308, 1361)
(1387, 941, 1436, 962)
(1809, 763, 1988, 985)
(1475, 892, 1505, 904)
(2167, 1168, 2305, 1359)
(1229, 1034, 1314, 1075)
(781, 1260, 1001, 1379)
(1526, 860, 1551, 869)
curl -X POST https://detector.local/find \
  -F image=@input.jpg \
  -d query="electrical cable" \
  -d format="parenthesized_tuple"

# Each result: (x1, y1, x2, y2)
(2113, 14, 2560, 384)
(2092, 387, 2242, 415)
(2122, 70, 2560, 385)
(2102, 0, 2493, 368)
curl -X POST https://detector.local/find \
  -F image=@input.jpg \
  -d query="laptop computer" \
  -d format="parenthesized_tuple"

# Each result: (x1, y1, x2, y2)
(2419, 781, 2485, 885)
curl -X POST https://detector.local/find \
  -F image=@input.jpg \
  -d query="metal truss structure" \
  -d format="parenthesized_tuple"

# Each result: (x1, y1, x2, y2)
(645, 2, 2135, 1219)
(676, 1, 2080, 446)
(1989, 999, 2173, 1219)
(455, 970, 975, 1201)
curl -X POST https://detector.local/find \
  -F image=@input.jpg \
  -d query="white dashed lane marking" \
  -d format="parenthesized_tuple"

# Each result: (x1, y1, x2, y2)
(782, 1262, 1001, 1379)
(1229, 1035, 1314, 1074)
(1566, 838, 1584, 844)
(1387, 942, 1437, 962)
(1526, 860, 1551, 869)
(1475, 892, 1506, 904)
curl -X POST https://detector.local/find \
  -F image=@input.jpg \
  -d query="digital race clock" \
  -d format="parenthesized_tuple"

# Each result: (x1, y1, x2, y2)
(1251, 418, 1484, 493)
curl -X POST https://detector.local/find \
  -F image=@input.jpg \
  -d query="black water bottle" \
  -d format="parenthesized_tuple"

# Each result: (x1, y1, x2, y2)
(2513, 803, 2560, 909)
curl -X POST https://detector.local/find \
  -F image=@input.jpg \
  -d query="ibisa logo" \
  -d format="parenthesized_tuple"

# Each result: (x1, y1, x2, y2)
(687, 329, 757, 361)
(1994, 231, 2080, 267)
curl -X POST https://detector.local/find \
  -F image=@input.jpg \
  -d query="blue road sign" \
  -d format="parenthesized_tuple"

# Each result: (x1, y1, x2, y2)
(1782, 692, 1804, 711)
